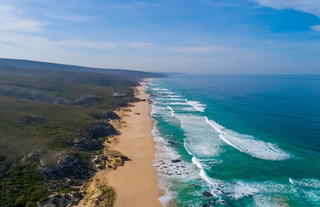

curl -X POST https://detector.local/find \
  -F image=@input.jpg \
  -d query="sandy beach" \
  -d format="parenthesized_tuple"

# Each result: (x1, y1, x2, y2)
(93, 83, 163, 207)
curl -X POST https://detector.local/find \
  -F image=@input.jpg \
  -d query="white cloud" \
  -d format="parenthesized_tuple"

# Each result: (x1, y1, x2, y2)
(112, 1, 145, 9)
(0, 3, 45, 32)
(54, 40, 118, 49)
(165, 46, 234, 54)
(46, 13, 96, 22)
(253, 0, 320, 17)
(311, 25, 320, 31)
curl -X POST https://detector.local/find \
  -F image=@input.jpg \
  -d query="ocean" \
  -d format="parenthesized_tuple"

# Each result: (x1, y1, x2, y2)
(147, 74, 320, 207)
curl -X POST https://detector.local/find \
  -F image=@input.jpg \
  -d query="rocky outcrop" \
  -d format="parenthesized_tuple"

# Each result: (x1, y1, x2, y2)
(21, 150, 42, 164)
(74, 96, 104, 106)
(39, 153, 96, 179)
(202, 190, 213, 197)
(17, 118, 124, 207)
(73, 138, 104, 151)
(75, 120, 119, 151)
(171, 159, 181, 163)
(105, 150, 130, 170)
(92, 154, 108, 170)
(78, 179, 115, 207)
(40, 191, 82, 207)
(91, 111, 120, 121)
(82, 121, 120, 139)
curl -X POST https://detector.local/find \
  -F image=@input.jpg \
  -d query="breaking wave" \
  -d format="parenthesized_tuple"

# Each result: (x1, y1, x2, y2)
(205, 118, 291, 161)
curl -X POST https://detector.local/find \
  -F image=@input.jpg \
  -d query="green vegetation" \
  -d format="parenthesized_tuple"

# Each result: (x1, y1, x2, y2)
(100, 184, 116, 207)
(0, 154, 5, 162)
(0, 58, 162, 206)
(0, 163, 47, 207)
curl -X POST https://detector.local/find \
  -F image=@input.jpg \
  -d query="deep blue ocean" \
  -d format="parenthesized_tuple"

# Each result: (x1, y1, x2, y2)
(147, 74, 320, 207)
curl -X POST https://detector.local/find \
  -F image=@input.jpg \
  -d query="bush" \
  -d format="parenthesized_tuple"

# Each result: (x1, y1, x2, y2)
(0, 163, 48, 207)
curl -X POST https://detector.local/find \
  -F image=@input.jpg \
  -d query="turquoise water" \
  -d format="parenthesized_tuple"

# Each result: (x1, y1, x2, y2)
(147, 75, 320, 207)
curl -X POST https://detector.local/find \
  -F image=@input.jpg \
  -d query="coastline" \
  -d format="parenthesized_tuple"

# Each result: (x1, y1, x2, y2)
(85, 81, 163, 207)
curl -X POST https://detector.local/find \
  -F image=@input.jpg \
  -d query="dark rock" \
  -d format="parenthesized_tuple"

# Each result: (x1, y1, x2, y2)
(121, 155, 131, 161)
(74, 96, 104, 106)
(171, 159, 181, 163)
(39, 153, 96, 179)
(168, 141, 180, 147)
(105, 111, 120, 120)
(82, 120, 119, 139)
(105, 150, 131, 170)
(93, 155, 107, 164)
(21, 150, 42, 164)
(73, 137, 103, 151)
(97, 165, 106, 170)
(24, 115, 45, 124)
(203, 190, 213, 197)
(91, 111, 120, 120)
(40, 191, 83, 207)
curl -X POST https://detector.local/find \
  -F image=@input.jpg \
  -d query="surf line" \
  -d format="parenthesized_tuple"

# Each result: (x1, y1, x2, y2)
(166, 106, 175, 117)
(185, 99, 205, 112)
(204, 117, 291, 161)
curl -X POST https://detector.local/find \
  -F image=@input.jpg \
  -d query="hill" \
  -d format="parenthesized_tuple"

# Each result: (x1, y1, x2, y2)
(0, 58, 163, 207)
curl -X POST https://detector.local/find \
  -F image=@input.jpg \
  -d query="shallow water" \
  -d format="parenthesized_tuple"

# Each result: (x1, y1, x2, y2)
(148, 74, 320, 207)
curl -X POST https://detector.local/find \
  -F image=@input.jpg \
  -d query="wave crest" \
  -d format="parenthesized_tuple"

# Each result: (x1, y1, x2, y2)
(205, 118, 291, 161)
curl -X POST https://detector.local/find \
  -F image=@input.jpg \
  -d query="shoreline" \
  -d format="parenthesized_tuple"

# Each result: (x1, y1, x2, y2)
(89, 81, 163, 207)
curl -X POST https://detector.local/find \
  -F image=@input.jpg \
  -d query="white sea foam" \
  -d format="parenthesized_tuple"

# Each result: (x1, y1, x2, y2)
(156, 97, 184, 101)
(151, 104, 167, 116)
(185, 100, 206, 112)
(169, 102, 189, 106)
(169, 98, 185, 101)
(253, 194, 289, 207)
(191, 157, 221, 189)
(159, 91, 176, 95)
(176, 115, 222, 157)
(205, 117, 291, 161)
(152, 124, 196, 179)
(166, 106, 175, 117)
(151, 118, 176, 206)
(289, 178, 320, 188)
(188, 159, 286, 203)
(233, 182, 260, 199)
(167, 95, 181, 98)
(229, 181, 287, 203)
(180, 107, 197, 112)
(151, 107, 197, 206)
(153, 88, 169, 91)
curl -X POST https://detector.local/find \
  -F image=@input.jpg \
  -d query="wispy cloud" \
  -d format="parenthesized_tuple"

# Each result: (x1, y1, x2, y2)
(54, 40, 118, 49)
(128, 42, 155, 49)
(55, 40, 155, 50)
(0, 3, 45, 32)
(165, 46, 234, 54)
(112, 1, 145, 9)
(0, 30, 155, 52)
(311, 25, 320, 31)
(253, 0, 320, 17)
(46, 13, 97, 22)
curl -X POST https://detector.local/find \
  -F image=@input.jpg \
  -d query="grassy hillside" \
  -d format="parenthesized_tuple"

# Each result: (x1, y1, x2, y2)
(0, 58, 162, 207)
(0, 58, 157, 82)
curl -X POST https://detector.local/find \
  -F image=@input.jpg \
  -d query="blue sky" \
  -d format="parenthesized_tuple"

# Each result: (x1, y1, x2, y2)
(0, 0, 320, 73)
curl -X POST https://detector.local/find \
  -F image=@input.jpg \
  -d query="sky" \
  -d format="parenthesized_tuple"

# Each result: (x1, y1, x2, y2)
(0, 0, 320, 74)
